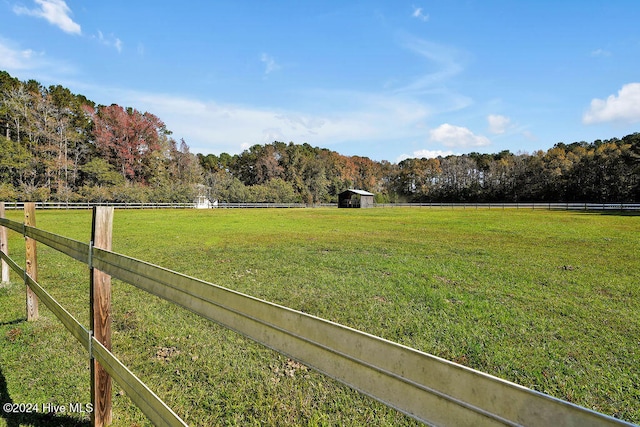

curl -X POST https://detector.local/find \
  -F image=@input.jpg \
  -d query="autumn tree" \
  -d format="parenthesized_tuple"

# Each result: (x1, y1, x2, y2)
(2, 70, 639, 204)
(86, 104, 169, 183)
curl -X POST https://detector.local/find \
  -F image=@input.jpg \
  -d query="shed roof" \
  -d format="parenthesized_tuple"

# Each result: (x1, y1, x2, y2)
(341, 189, 374, 196)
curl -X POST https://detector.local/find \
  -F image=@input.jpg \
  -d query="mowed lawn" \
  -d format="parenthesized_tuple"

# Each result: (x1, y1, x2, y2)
(0, 207, 638, 426)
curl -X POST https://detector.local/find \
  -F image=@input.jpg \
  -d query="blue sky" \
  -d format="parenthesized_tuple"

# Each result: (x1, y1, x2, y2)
(2, 1, 640, 162)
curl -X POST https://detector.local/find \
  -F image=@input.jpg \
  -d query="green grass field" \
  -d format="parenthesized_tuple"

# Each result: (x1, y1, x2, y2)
(0, 207, 638, 426)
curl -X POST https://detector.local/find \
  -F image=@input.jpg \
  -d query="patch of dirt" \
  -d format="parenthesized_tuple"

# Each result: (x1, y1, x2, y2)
(270, 358, 309, 383)
(155, 346, 180, 362)
(6, 328, 21, 342)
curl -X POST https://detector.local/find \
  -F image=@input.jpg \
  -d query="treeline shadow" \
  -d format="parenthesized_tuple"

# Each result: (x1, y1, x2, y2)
(578, 210, 640, 217)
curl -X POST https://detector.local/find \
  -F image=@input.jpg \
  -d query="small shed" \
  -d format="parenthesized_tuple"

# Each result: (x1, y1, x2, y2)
(194, 196, 217, 209)
(338, 189, 375, 208)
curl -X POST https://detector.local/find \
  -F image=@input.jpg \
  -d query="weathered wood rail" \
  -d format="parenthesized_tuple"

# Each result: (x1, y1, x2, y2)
(0, 203, 636, 426)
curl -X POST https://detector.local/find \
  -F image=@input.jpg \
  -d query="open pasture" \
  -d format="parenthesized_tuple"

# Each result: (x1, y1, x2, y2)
(0, 207, 638, 426)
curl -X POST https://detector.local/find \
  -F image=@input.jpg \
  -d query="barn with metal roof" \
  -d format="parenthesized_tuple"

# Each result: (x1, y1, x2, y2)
(338, 189, 375, 208)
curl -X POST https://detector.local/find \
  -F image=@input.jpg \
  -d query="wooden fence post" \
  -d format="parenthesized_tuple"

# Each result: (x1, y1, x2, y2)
(90, 206, 114, 427)
(24, 203, 39, 320)
(1, 203, 9, 285)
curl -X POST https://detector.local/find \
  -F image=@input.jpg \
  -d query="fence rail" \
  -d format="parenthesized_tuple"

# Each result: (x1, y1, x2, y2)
(1, 202, 194, 210)
(375, 202, 640, 211)
(0, 202, 307, 210)
(1, 201, 640, 211)
(0, 215, 187, 426)
(0, 205, 636, 426)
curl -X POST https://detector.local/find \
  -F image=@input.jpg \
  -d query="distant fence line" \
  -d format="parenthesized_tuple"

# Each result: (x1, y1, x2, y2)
(1, 201, 639, 211)
(0, 202, 306, 210)
(1, 203, 635, 427)
(375, 202, 640, 211)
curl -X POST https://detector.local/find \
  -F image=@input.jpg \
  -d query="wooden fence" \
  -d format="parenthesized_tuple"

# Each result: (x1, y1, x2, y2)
(1, 201, 640, 211)
(0, 203, 636, 426)
(0, 202, 306, 210)
(375, 202, 640, 211)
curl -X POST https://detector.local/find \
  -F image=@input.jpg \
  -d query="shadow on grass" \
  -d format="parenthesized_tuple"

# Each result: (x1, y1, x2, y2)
(0, 367, 90, 427)
(591, 210, 640, 217)
(575, 210, 640, 217)
(0, 319, 25, 327)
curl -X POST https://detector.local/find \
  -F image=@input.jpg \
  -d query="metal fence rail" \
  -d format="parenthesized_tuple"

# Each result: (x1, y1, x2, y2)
(1, 213, 635, 426)
(0, 232, 187, 427)
(89, 248, 633, 426)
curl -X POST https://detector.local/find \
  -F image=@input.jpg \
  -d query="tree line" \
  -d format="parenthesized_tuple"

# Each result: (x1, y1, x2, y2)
(0, 71, 201, 203)
(199, 137, 639, 203)
(1, 70, 639, 204)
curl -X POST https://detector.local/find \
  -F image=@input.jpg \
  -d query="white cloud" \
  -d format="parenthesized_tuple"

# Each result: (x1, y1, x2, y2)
(276, 114, 326, 133)
(0, 38, 41, 70)
(397, 149, 455, 162)
(13, 0, 81, 35)
(0, 37, 77, 74)
(583, 83, 640, 124)
(412, 6, 429, 22)
(95, 31, 123, 53)
(378, 34, 471, 121)
(487, 114, 511, 134)
(395, 35, 463, 91)
(429, 123, 490, 148)
(260, 53, 281, 75)
(95, 86, 433, 156)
